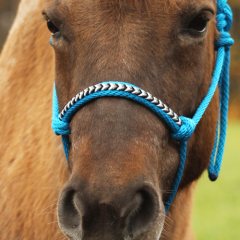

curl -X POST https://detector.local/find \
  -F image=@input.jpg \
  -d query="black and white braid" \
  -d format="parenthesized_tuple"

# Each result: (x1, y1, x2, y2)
(59, 83, 182, 126)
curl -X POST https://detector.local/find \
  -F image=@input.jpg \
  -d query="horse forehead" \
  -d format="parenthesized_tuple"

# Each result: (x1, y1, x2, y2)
(44, 0, 215, 8)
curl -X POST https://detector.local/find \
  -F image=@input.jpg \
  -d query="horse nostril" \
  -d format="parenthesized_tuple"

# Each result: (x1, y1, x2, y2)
(58, 184, 161, 239)
(58, 189, 81, 232)
(123, 188, 160, 239)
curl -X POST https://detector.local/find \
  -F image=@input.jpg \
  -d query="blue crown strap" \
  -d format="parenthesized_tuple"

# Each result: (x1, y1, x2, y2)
(192, 48, 225, 125)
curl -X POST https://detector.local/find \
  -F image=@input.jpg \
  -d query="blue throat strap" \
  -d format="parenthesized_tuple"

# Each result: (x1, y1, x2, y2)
(51, 0, 234, 214)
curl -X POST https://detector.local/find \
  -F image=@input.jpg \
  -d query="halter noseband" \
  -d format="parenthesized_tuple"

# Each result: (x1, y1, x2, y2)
(51, 0, 234, 213)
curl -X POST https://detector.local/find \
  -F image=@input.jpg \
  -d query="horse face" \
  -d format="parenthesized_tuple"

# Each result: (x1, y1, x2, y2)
(42, 0, 217, 239)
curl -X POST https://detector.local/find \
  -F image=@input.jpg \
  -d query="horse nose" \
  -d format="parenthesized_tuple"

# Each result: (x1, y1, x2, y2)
(58, 182, 162, 240)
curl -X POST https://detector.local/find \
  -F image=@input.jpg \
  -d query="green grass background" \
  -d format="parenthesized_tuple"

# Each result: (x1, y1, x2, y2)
(193, 122, 240, 239)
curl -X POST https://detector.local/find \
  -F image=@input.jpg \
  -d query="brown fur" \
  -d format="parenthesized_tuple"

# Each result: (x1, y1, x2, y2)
(0, 0, 219, 239)
(0, 1, 68, 239)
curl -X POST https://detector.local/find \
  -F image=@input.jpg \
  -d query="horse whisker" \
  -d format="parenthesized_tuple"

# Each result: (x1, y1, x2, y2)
(38, 202, 58, 215)
(47, 221, 59, 225)
(39, 212, 57, 215)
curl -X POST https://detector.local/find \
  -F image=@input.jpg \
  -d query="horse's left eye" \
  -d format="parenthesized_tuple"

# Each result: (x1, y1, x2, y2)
(47, 19, 59, 35)
(189, 15, 210, 33)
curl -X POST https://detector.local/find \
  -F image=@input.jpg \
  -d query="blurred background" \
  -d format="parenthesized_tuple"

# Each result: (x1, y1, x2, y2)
(0, 0, 239, 239)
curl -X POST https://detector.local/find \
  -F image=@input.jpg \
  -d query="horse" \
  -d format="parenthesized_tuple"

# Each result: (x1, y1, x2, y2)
(0, 0, 233, 239)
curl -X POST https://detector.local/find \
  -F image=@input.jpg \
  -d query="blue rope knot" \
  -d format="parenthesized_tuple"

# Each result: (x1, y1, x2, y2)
(52, 116, 71, 135)
(171, 117, 196, 142)
(217, 1, 233, 32)
(215, 1, 234, 50)
(215, 32, 234, 50)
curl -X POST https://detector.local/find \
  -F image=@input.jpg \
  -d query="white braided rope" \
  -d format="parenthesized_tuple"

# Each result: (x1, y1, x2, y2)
(59, 83, 182, 126)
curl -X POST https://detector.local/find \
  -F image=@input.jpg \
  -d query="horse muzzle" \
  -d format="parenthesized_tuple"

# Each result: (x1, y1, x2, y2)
(57, 178, 164, 240)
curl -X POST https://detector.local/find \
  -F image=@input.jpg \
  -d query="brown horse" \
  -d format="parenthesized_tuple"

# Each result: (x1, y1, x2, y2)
(0, 0, 220, 239)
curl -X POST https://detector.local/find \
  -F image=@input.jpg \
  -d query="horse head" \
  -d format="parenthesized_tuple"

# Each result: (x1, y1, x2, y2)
(42, 0, 220, 239)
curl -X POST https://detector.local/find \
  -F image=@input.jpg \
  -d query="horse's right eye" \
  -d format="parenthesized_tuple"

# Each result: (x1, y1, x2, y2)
(189, 15, 210, 33)
(47, 19, 59, 35)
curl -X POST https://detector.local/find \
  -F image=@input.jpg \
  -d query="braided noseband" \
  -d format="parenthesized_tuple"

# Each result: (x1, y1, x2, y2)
(51, 0, 234, 213)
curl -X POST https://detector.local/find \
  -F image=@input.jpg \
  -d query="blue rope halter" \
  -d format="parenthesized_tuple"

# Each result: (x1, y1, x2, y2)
(51, 0, 234, 214)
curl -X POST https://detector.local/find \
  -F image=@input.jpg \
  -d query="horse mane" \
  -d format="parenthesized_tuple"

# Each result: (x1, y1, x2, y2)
(0, 0, 69, 238)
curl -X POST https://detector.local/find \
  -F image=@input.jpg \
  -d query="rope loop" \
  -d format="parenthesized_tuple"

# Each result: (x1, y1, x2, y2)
(52, 116, 71, 135)
(171, 117, 196, 142)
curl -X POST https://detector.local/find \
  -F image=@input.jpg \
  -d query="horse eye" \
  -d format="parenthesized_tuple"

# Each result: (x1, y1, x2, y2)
(189, 15, 210, 33)
(47, 19, 59, 35)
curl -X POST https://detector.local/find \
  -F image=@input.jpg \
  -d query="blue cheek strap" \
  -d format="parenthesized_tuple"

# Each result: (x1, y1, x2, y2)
(51, 0, 234, 214)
